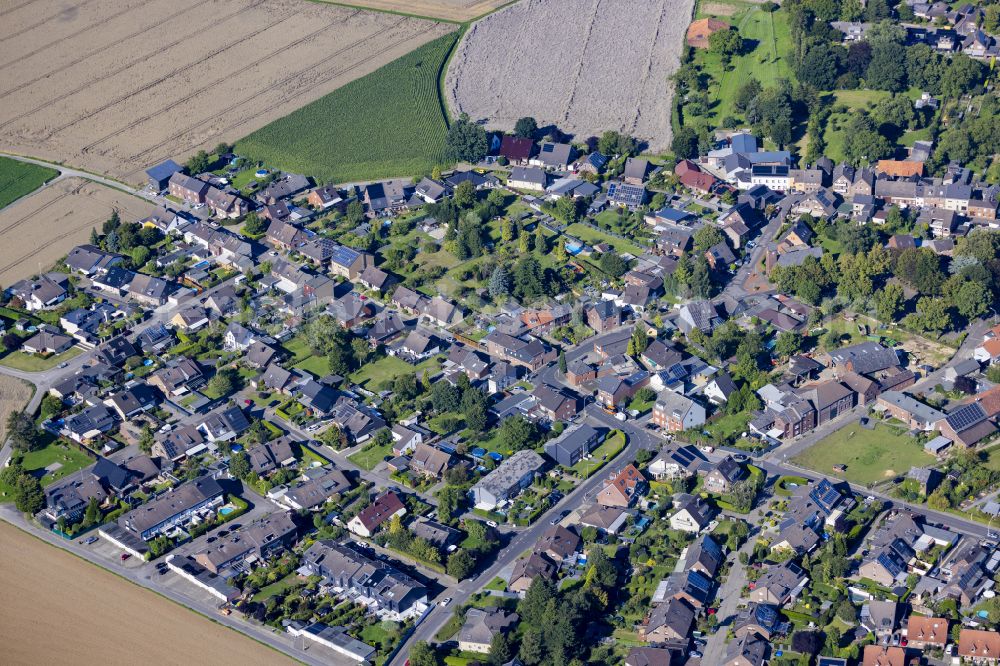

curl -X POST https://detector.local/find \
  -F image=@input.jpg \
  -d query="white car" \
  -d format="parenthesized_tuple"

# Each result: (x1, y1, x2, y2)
(439, 597, 452, 607)
(486, 520, 498, 528)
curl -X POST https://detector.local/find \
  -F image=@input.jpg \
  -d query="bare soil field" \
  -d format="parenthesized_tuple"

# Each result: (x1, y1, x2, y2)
(0, 177, 148, 286)
(0, 0, 451, 183)
(327, 0, 510, 21)
(0, 377, 32, 442)
(446, 0, 695, 150)
(0, 522, 296, 666)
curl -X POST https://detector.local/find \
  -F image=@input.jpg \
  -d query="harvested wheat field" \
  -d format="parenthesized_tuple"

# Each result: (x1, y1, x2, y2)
(0, 377, 32, 442)
(446, 0, 695, 150)
(0, 177, 148, 286)
(324, 0, 510, 21)
(0, 0, 452, 183)
(0, 522, 296, 666)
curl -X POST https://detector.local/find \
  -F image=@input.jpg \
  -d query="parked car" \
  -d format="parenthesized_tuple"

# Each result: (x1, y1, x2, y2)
(81, 536, 99, 545)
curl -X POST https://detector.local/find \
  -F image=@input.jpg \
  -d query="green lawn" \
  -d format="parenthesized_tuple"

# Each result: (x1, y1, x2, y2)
(348, 440, 394, 471)
(0, 440, 93, 500)
(283, 335, 330, 378)
(349, 354, 443, 390)
(565, 222, 644, 256)
(0, 157, 58, 209)
(251, 573, 303, 602)
(694, 7, 794, 123)
(792, 422, 934, 486)
(570, 431, 626, 478)
(236, 32, 459, 184)
(0, 346, 82, 372)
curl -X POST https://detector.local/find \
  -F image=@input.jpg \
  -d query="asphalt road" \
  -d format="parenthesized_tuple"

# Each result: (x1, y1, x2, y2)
(389, 403, 661, 665)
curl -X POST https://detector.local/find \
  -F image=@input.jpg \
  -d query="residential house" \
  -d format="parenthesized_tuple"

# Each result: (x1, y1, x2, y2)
(119, 475, 224, 540)
(861, 646, 906, 666)
(875, 391, 945, 430)
(530, 142, 574, 169)
(499, 136, 534, 165)
(531, 383, 580, 421)
(193, 511, 297, 574)
(409, 444, 454, 479)
(649, 445, 707, 480)
(470, 450, 545, 510)
(958, 629, 1000, 664)
(168, 172, 209, 204)
(198, 405, 250, 443)
(670, 493, 714, 533)
(9, 273, 68, 311)
(483, 331, 555, 371)
(458, 608, 519, 654)
(509, 552, 556, 595)
(544, 424, 603, 467)
(640, 597, 696, 643)
(508, 166, 547, 191)
(274, 466, 351, 512)
(597, 464, 646, 507)
(535, 524, 581, 563)
(704, 455, 746, 494)
(300, 540, 427, 618)
(347, 491, 406, 538)
(652, 392, 707, 432)
(904, 615, 948, 650)
(750, 561, 807, 606)
(724, 631, 769, 666)
(328, 245, 373, 280)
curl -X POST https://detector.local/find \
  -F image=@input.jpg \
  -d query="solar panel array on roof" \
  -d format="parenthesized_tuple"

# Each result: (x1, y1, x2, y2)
(329, 245, 360, 267)
(877, 551, 904, 578)
(946, 403, 987, 432)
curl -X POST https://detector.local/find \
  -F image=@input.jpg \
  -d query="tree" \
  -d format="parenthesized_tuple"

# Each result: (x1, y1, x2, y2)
(445, 113, 489, 163)
(865, 42, 908, 92)
(6, 411, 39, 452)
(874, 281, 905, 322)
(671, 126, 700, 160)
(431, 382, 462, 413)
(409, 641, 439, 666)
(497, 415, 539, 452)
(488, 632, 513, 665)
(77, 496, 100, 528)
(513, 256, 546, 301)
(453, 180, 476, 208)
(693, 225, 725, 251)
(14, 472, 45, 514)
(345, 200, 365, 226)
(519, 629, 545, 665)
(447, 549, 475, 579)
(207, 367, 238, 398)
(796, 42, 841, 90)
(791, 630, 823, 655)
(138, 425, 155, 455)
(842, 113, 893, 164)
(627, 327, 649, 356)
(598, 252, 628, 278)
(185, 150, 211, 174)
(774, 331, 803, 357)
(514, 116, 538, 138)
(518, 577, 555, 627)
(242, 212, 266, 235)
(709, 27, 744, 62)
(953, 280, 989, 320)
(488, 265, 510, 300)
(229, 450, 251, 479)
(462, 388, 489, 432)
(554, 238, 568, 263)
(733, 78, 762, 113)
(558, 351, 567, 374)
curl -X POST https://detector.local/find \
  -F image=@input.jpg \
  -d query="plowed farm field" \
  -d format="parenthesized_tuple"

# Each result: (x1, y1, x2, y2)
(0, 177, 149, 286)
(0, 0, 451, 184)
(446, 0, 695, 151)
(323, 0, 510, 21)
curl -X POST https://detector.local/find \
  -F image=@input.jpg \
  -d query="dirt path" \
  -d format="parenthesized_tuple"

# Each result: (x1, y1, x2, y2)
(0, 521, 297, 666)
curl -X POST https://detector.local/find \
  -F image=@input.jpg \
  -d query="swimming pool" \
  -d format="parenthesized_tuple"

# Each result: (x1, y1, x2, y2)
(219, 506, 235, 517)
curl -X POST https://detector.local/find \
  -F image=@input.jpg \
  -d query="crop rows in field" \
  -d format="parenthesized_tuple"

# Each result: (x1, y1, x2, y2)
(445, 0, 695, 151)
(0, 157, 58, 209)
(236, 31, 459, 184)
